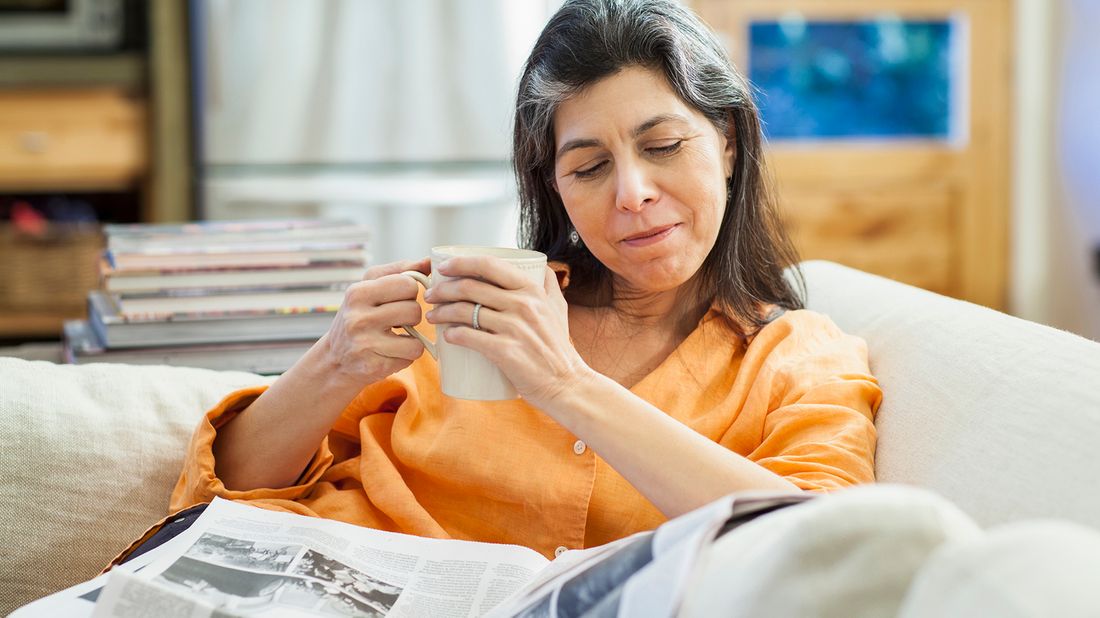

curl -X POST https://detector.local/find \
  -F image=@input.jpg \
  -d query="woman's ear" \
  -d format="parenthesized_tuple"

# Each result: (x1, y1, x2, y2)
(546, 168, 560, 194)
(723, 118, 737, 179)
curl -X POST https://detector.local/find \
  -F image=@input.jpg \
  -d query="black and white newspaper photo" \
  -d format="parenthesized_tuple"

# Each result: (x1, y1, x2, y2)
(135, 535, 402, 616)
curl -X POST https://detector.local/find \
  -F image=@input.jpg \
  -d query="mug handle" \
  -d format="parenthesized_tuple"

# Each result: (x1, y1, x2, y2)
(400, 271, 437, 359)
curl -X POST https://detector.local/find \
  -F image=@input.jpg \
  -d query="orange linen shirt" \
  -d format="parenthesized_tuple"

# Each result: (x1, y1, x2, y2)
(171, 306, 881, 559)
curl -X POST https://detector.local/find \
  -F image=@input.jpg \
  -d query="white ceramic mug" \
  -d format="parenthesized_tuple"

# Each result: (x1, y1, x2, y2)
(401, 245, 548, 401)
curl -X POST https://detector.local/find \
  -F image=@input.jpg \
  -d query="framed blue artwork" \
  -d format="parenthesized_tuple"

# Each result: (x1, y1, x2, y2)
(748, 16, 966, 141)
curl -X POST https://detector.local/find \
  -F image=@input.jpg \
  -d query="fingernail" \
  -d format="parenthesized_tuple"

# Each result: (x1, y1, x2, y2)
(423, 288, 434, 300)
(439, 259, 452, 272)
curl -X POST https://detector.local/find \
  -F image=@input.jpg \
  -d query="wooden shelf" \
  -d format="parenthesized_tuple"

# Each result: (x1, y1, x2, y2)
(0, 54, 145, 90)
(0, 310, 79, 339)
(0, 8, 191, 343)
(0, 341, 62, 361)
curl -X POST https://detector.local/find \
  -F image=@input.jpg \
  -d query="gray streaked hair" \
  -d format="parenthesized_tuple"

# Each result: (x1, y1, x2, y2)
(512, 0, 804, 335)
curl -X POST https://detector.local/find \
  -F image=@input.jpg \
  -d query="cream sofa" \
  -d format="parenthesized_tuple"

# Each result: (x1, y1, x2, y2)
(2, 260, 1100, 615)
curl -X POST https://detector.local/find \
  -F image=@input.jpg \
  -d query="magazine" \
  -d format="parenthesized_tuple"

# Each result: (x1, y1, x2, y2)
(103, 219, 373, 253)
(86, 291, 336, 348)
(63, 319, 313, 374)
(12, 493, 809, 618)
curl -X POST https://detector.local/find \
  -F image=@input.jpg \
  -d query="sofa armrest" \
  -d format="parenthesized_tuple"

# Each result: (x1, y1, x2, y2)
(798, 260, 1100, 530)
(0, 358, 273, 615)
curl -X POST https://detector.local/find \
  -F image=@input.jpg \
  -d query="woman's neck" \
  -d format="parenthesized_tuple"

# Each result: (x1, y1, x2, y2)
(595, 275, 712, 338)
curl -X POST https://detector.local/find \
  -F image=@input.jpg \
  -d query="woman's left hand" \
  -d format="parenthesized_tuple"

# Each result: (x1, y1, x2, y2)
(423, 255, 591, 409)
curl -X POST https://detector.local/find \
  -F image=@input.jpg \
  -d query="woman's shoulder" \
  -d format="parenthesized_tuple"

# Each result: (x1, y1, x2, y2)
(743, 307, 866, 362)
(707, 302, 844, 341)
(757, 307, 845, 335)
(740, 308, 877, 403)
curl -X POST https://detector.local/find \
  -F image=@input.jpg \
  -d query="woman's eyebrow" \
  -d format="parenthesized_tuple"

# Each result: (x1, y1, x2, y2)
(555, 138, 602, 163)
(555, 113, 691, 163)
(633, 113, 690, 137)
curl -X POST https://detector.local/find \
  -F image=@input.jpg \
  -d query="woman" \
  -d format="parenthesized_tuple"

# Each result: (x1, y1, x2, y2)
(142, 0, 879, 562)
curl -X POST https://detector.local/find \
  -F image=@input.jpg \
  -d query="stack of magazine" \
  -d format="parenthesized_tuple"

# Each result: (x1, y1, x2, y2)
(62, 219, 370, 374)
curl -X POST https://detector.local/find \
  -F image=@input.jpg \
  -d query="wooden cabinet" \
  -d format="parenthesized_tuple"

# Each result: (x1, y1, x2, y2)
(0, 88, 141, 339)
(783, 182, 957, 294)
(692, 0, 1013, 309)
(0, 4, 190, 341)
(0, 88, 146, 191)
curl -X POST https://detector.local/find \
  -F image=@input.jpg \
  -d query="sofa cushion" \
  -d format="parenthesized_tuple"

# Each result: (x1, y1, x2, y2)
(0, 358, 271, 615)
(799, 260, 1100, 530)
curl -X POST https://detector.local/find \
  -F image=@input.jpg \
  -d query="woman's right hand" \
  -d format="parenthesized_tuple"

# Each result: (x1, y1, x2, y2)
(319, 257, 432, 386)
(213, 256, 432, 491)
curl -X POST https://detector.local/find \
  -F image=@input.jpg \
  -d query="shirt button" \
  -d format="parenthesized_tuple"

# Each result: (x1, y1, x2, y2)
(555, 546, 569, 558)
(573, 440, 587, 455)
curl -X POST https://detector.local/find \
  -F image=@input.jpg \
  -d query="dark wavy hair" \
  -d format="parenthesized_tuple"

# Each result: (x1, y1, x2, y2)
(512, 0, 804, 335)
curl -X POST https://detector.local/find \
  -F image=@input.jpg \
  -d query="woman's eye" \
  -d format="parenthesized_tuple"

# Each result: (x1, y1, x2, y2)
(574, 161, 607, 179)
(648, 140, 683, 156)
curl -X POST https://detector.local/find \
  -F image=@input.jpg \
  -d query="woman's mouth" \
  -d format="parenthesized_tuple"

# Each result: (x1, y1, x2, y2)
(621, 224, 679, 247)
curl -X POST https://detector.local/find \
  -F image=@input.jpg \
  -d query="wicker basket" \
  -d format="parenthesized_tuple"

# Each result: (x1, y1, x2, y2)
(0, 224, 104, 311)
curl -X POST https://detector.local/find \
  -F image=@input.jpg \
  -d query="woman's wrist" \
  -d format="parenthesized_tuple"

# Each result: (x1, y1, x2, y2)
(303, 334, 374, 402)
(531, 364, 609, 429)
(214, 336, 368, 491)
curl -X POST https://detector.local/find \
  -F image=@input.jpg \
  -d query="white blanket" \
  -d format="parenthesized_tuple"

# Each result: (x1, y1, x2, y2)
(680, 484, 1100, 617)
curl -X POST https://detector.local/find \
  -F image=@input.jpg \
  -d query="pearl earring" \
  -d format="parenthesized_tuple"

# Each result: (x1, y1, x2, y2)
(569, 229, 582, 247)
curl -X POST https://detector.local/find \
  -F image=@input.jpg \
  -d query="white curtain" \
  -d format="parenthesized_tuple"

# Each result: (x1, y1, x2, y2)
(201, 0, 556, 164)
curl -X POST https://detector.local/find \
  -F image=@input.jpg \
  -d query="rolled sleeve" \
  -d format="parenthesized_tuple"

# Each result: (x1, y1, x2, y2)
(752, 379, 880, 492)
(741, 311, 882, 492)
(169, 386, 336, 511)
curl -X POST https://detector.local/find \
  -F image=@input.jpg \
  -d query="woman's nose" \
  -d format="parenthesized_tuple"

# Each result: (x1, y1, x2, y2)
(614, 161, 658, 212)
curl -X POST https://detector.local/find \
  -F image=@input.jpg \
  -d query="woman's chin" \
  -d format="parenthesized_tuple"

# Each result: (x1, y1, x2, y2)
(615, 264, 697, 295)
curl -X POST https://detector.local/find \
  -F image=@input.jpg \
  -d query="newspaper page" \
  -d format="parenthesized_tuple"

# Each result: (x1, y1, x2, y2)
(90, 498, 551, 618)
(12, 492, 810, 618)
(485, 492, 811, 618)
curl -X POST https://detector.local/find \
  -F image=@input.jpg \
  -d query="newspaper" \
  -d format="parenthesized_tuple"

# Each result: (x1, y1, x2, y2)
(12, 493, 809, 618)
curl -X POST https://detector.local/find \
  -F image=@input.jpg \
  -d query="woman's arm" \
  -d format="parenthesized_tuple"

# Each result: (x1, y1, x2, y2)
(212, 336, 372, 490)
(535, 314, 880, 515)
(213, 258, 430, 491)
(539, 370, 800, 518)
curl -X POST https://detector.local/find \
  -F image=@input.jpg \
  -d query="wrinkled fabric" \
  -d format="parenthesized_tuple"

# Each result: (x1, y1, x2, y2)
(171, 304, 880, 559)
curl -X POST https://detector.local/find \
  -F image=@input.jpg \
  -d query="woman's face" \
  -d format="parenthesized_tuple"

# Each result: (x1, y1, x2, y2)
(552, 65, 734, 296)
